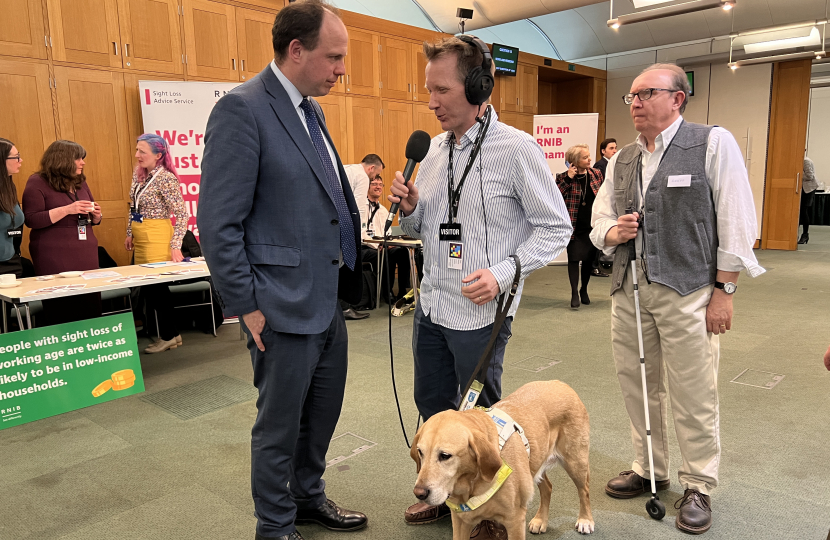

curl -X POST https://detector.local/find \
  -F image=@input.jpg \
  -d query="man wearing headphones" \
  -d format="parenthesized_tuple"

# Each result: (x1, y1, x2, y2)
(389, 36, 572, 538)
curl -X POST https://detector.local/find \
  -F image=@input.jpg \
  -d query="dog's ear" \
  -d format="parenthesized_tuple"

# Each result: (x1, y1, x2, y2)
(468, 419, 502, 483)
(410, 429, 422, 473)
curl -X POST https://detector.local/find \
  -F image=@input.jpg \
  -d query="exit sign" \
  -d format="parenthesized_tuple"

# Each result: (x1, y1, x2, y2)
(568, 64, 576, 71)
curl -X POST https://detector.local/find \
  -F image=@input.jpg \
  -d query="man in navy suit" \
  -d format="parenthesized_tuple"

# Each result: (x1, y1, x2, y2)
(199, 2, 365, 539)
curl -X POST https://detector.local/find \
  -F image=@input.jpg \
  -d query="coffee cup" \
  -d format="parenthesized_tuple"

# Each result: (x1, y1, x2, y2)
(0, 274, 16, 284)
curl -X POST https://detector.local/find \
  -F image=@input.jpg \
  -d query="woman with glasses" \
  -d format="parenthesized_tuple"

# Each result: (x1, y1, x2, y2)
(0, 139, 25, 278)
(23, 140, 103, 324)
(555, 143, 604, 309)
(126, 133, 188, 353)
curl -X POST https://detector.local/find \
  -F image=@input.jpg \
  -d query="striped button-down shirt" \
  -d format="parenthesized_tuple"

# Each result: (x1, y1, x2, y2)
(400, 108, 572, 331)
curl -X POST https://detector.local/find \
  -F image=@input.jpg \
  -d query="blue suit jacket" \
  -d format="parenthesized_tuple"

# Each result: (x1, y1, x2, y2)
(199, 67, 362, 335)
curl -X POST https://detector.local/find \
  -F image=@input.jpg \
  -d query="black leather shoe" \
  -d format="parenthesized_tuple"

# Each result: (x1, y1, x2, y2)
(255, 532, 304, 540)
(343, 308, 369, 320)
(295, 499, 368, 531)
(675, 489, 712, 534)
(605, 470, 670, 499)
(798, 233, 809, 244)
(591, 268, 610, 277)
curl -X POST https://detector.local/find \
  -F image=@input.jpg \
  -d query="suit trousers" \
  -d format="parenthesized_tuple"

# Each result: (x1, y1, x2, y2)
(243, 305, 348, 538)
(412, 305, 512, 421)
(611, 264, 720, 495)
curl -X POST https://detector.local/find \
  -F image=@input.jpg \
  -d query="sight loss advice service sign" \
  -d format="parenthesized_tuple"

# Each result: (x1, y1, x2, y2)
(0, 313, 143, 430)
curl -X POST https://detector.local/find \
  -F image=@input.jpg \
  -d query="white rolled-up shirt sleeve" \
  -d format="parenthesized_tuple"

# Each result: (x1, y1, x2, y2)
(707, 128, 765, 277)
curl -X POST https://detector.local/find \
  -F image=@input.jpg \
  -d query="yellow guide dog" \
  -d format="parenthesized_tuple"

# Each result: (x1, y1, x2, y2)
(410, 380, 594, 538)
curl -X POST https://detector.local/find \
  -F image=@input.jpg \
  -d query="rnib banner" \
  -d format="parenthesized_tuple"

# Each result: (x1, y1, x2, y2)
(139, 81, 241, 239)
(533, 113, 599, 264)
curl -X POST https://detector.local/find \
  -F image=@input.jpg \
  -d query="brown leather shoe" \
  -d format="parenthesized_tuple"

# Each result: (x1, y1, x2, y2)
(470, 520, 507, 540)
(605, 470, 670, 498)
(675, 489, 712, 534)
(404, 502, 450, 525)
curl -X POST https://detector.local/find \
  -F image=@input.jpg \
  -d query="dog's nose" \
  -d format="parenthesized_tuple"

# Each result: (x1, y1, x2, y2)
(413, 486, 430, 500)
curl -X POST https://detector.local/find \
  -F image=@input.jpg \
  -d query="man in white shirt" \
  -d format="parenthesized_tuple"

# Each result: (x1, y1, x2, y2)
(343, 154, 384, 229)
(362, 176, 412, 303)
(590, 63, 764, 535)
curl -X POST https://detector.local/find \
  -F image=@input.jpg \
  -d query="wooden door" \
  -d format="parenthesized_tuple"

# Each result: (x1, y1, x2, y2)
(519, 64, 537, 114)
(116, 0, 183, 74)
(0, 0, 48, 59)
(382, 100, 413, 200)
(123, 72, 184, 141)
(47, 0, 122, 67)
(345, 29, 378, 96)
(233, 0, 280, 11)
(54, 66, 134, 265)
(182, 0, 238, 81)
(315, 94, 348, 163)
(380, 37, 412, 100)
(761, 59, 811, 250)
(346, 96, 382, 165)
(0, 59, 57, 257)
(411, 43, 428, 103)
(500, 73, 519, 112)
(413, 102, 442, 138)
(499, 111, 533, 135)
(236, 8, 276, 82)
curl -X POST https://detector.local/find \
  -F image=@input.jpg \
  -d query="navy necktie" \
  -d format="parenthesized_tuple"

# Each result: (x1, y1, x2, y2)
(298, 98, 356, 270)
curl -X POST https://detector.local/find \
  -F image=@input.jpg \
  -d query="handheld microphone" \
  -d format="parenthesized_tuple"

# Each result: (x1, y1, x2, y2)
(385, 130, 431, 232)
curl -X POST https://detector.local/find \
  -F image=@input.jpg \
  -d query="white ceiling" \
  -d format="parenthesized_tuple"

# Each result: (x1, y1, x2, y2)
(332, 0, 829, 61)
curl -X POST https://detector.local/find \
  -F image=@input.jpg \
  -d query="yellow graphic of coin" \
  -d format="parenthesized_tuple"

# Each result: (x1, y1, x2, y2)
(92, 380, 113, 397)
(111, 369, 135, 380)
(112, 379, 135, 391)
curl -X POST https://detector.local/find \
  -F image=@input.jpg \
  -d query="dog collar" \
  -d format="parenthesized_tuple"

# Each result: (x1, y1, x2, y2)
(483, 407, 531, 456)
(445, 461, 513, 513)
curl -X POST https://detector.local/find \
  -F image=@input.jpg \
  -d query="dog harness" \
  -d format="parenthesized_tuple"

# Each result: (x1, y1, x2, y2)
(444, 408, 530, 513)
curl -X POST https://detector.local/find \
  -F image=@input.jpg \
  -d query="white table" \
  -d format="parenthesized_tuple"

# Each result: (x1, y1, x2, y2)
(363, 238, 422, 309)
(0, 261, 210, 331)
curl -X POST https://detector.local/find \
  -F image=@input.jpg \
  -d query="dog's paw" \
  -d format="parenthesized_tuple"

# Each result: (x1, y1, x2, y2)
(528, 518, 547, 534)
(575, 519, 595, 534)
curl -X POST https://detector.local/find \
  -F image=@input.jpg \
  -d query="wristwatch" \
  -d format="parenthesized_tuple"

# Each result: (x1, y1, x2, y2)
(714, 281, 737, 294)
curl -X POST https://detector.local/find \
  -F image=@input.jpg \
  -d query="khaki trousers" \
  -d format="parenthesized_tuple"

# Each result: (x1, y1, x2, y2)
(611, 265, 720, 495)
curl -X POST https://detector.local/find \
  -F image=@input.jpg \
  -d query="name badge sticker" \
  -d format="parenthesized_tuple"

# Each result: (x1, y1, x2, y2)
(667, 174, 692, 188)
(448, 242, 463, 270)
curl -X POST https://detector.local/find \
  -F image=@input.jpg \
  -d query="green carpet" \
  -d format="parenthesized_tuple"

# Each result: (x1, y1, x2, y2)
(1, 228, 828, 539)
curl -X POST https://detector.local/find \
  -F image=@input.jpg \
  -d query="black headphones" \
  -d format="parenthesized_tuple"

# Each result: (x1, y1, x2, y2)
(457, 35, 494, 106)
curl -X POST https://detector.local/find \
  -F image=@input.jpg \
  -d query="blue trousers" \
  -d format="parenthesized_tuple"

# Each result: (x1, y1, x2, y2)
(243, 306, 348, 538)
(412, 305, 513, 421)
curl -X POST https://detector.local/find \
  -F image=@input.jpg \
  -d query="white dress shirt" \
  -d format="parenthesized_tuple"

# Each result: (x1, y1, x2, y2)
(590, 115, 764, 278)
(401, 107, 572, 331)
(269, 61, 340, 182)
(362, 198, 389, 249)
(344, 164, 370, 228)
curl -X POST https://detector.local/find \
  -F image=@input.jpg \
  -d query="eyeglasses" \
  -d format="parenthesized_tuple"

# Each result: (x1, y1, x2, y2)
(622, 88, 679, 105)
(5, 155, 21, 162)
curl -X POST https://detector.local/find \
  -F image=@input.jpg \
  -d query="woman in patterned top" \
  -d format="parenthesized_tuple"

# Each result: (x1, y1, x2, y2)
(126, 133, 189, 353)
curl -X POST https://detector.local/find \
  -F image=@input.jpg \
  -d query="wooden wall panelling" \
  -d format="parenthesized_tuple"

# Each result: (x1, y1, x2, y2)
(53, 66, 134, 264)
(182, 0, 238, 81)
(519, 64, 537, 114)
(592, 78, 606, 160)
(381, 100, 413, 203)
(516, 113, 533, 136)
(411, 43, 428, 103)
(500, 73, 518, 112)
(553, 78, 591, 114)
(345, 95, 381, 165)
(123, 72, 184, 142)
(315, 93, 348, 163)
(47, 0, 122, 67)
(345, 29, 377, 96)
(0, 0, 48, 59)
(761, 59, 811, 250)
(0, 58, 57, 258)
(236, 7, 276, 82)
(413, 102, 441, 138)
(116, 0, 183, 74)
(379, 36, 412, 100)
(233, 0, 281, 13)
(340, 10, 446, 46)
(538, 81, 552, 115)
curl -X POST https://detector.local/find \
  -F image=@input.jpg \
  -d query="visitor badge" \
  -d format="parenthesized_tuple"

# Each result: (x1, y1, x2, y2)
(439, 222, 461, 242)
(667, 175, 691, 188)
(448, 242, 463, 270)
(78, 225, 87, 240)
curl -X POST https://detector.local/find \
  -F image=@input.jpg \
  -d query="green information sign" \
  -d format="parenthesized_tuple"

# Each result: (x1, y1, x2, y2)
(0, 313, 144, 430)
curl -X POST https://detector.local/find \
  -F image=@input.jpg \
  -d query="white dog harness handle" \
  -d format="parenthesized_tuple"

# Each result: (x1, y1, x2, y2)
(485, 407, 531, 456)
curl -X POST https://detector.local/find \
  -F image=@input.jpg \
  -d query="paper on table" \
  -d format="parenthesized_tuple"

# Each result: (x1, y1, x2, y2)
(82, 271, 122, 280)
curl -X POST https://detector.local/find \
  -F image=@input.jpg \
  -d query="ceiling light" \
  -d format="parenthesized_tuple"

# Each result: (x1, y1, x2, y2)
(722, 1, 734, 9)
(606, 0, 733, 28)
(742, 26, 821, 54)
(730, 50, 825, 68)
(729, 63, 738, 70)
